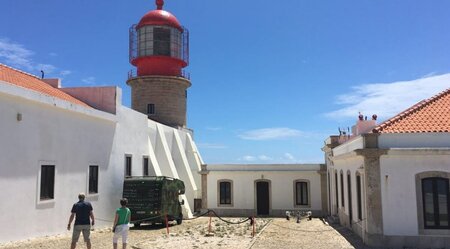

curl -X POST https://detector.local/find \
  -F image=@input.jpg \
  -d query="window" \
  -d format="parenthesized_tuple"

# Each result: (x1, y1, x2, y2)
(356, 174, 362, 221)
(125, 155, 132, 177)
(153, 28, 171, 56)
(40, 165, 55, 200)
(347, 172, 353, 224)
(147, 104, 155, 115)
(335, 172, 339, 210)
(422, 177, 449, 229)
(295, 181, 309, 205)
(89, 166, 99, 194)
(219, 181, 232, 205)
(143, 157, 149, 176)
(340, 171, 345, 207)
(137, 26, 183, 59)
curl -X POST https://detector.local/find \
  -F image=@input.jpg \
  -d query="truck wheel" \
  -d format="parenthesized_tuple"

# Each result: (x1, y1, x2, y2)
(134, 223, 141, 228)
(176, 214, 183, 225)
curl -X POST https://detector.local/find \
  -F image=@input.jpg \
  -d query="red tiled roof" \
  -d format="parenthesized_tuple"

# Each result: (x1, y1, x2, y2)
(373, 88, 450, 133)
(0, 64, 90, 107)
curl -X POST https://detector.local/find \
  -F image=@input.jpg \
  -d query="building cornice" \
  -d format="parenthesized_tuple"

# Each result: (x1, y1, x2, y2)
(386, 148, 450, 156)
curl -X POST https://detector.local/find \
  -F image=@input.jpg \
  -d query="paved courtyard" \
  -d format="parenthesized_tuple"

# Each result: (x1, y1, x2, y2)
(0, 217, 374, 249)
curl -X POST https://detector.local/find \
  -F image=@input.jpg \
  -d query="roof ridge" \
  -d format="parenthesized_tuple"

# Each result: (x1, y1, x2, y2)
(373, 88, 450, 133)
(0, 63, 41, 80)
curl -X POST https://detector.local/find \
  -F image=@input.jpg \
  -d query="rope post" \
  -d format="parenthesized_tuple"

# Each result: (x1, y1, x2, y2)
(208, 211, 212, 234)
(252, 217, 256, 237)
(165, 214, 169, 235)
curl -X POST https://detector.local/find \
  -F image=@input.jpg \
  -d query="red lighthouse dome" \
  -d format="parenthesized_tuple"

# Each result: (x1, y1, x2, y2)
(129, 0, 189, 76)
(137, 8, 182, 31)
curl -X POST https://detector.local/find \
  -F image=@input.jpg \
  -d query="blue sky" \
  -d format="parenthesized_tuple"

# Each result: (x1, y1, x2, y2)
(1, 0, 449, 164)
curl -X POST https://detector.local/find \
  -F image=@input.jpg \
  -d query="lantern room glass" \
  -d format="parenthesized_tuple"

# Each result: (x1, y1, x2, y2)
(137, 26, 182, 59)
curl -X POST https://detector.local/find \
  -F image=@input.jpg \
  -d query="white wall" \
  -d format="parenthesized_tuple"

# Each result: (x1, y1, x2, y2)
(333, 137, 364, 156)
(330, 156, 365, 226)
(0, 87, 116, 242)
(0, 83, 203, 243)
(379, 133, 450, 148)
(207, 165, 323, 214)
(380, 152, 450, 236)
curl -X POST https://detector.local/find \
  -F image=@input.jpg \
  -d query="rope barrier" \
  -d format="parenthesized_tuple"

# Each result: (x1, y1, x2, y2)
(181, 209, 211, 220)
(207, 210, 251, 225)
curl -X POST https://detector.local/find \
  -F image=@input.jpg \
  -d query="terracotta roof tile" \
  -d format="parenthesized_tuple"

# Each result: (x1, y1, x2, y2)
(0, 64, 90, 107)
(373, 88, 450, 133)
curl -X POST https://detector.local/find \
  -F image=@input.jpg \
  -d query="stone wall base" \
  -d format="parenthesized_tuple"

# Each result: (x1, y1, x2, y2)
(365, 233, 450, 249)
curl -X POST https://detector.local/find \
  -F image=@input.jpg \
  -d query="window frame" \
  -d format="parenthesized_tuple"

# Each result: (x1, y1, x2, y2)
(217, 180, 233, 207)
(143, 156, 149, 176)
(125, 155, 132, 177)
(88, 165, 99, 194)
(356, 173, 363, 221)
(415, 171, 450, 235)
(421, 177, 449, 229)
(147, 104, 155, 116)
(294, 180, 311, 207)
(340, 170, 345, 208)
(40, 165, 55, 201)
(335, 171, 339, 212)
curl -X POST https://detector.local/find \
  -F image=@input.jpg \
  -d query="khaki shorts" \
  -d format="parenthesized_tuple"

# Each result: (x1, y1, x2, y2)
(72, 225, 91, 242)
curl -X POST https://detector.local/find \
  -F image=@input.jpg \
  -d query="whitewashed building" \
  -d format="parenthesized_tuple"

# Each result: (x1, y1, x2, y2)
(0, 64, 203, 243)
(203, 164, 327, 217)
(323, 89, 450, 248)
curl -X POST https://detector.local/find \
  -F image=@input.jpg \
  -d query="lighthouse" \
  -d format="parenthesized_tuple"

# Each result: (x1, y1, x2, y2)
(127, 0, 190, 128)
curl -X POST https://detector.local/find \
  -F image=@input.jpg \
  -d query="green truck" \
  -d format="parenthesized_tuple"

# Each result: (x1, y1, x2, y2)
(123, 176, 185, 227)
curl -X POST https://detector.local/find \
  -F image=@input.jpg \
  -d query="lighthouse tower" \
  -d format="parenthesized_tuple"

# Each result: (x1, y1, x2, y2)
(127, 0, 190, 128)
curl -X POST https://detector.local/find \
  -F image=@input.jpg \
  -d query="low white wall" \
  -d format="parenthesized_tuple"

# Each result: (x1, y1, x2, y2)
(333, 137, 364, 156)
(207, 165, 323, 216)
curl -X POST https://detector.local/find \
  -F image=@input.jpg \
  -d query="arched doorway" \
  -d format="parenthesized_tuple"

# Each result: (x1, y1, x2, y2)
(255, 180, 270, 215)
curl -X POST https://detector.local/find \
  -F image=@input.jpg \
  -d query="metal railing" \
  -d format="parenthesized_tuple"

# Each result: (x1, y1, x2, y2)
(127, 69, 190, 80)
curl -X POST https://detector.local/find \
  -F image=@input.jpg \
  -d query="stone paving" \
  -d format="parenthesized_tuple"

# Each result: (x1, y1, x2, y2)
(0, 217, 378, 249)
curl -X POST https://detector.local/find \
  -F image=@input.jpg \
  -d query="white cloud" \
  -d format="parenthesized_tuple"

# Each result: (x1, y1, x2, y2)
(325, 74, 450, 121)
(239, 153, 297, 163)
(197, 143, 227, 149)
(283, 153, 295, 161)
(82, 77, 96, 85)
(205, 127, 222, 131)
(258, 155, 272, 161)
(238, 155, 272, 162)
(0, 38, 34, 70)
(240, 155, 256, 162)
(60, 70, 72, 76)
(238, 128, 303, 140)
(0, 38, 60, 76)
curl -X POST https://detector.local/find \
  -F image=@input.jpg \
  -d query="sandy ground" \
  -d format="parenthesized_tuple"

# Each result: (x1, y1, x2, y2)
(0, 217, 375, 249)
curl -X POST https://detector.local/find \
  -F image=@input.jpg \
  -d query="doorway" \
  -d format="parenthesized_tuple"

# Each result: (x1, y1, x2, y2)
(256, 181, 270, 215)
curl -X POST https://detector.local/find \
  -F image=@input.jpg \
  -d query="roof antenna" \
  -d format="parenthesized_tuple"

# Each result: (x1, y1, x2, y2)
(40, 70, 45, 79)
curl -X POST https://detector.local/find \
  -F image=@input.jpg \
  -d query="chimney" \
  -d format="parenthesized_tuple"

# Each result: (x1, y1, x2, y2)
(352, 113, 377, 136)
(41, 78, 61, 88)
